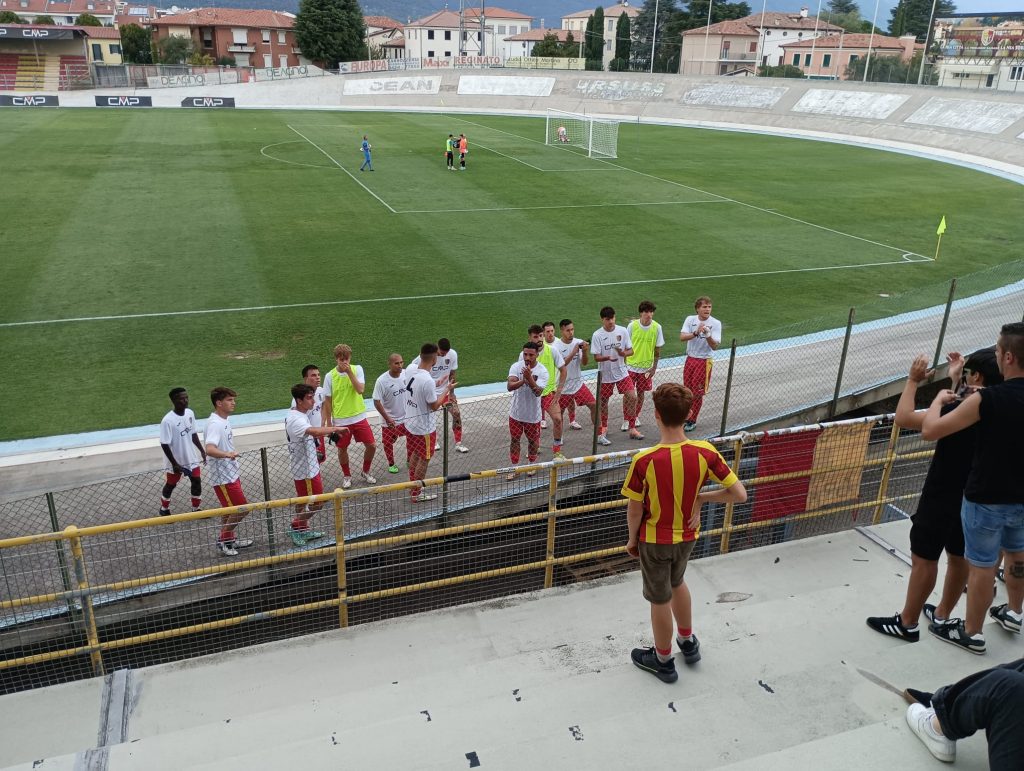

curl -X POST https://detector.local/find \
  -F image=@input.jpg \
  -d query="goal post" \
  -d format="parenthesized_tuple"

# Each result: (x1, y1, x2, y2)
(545, 109, 619, 159)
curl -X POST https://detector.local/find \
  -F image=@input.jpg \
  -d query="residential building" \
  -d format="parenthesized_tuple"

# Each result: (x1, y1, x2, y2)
(561, 1, 639, 68)
(365, 15, 402, 59)
(780, 33, 918, 80)
(932, 15, 1024, 92)
(404, 6, 531, 64)
(149, 7, 302, 68)
(505, 27, 574, 59)
(679, 8, 842, 75)
(83, 23, 122, 64)
(0, 0, 116, 26)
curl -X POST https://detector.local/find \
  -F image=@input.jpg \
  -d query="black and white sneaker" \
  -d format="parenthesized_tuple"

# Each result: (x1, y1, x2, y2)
(866, 612, 920, 642)
(989, 603, 1022, 634)
(929, 620, 985, 655)
(677, 634, 701, 664)
(631, 647, 678, 683)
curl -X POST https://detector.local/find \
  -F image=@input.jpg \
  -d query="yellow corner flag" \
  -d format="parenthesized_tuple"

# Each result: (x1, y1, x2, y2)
(937, 216, 947, 236)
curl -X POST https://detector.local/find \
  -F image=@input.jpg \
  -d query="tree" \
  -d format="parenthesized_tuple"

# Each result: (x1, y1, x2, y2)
(119, 23, 152, 63)
(531, 31, 562, 57)
(0, 10, 22, 22)
(33, 14, 55, 24)
(74, 13, 102, 26)
(631, 0, 680, 71)
(827, 0, 858, 13)
(758, 63, 805, 77)
(294, 0, 365, 68)
(585, 6, 605, 70)
(188, 50, 214, 65)
(612, 12, 631, 70)
(559, 31, 580, 58)
(825, 9, 872, 33)
(157, 34, 192, 64)
(888, 0, 955, 40)
(845, 50, 937, 82)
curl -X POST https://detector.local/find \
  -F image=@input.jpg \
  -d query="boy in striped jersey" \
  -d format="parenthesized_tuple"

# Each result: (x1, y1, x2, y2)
(622, 383, 746, 682)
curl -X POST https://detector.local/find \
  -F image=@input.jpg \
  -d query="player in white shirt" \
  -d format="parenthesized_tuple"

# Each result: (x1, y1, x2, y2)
(158, 388, 207, 516)
(290, 364, 327, 464)
(404, 342, 454, 503)
(553, 319, 596, 432)
(507, 342, 550, 479)
(409, 338, 467, 454)
(204, 387, 254, 558)
(372, 353, 408, 475)
(623, 300, 664, 438)
(679, 295, 722, 432)
(557, 125, 568, 143)
(590, 306, 637, 446)
(286, 383, 343, 547)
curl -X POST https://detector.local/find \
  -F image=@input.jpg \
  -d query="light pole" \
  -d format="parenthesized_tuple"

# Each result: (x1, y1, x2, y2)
(862, 0, 881, 82)
(649, 0, 659, 74)
(701, 0, 715, 76)
(916, 0, 939, 85)
(753, 0, 768, 75)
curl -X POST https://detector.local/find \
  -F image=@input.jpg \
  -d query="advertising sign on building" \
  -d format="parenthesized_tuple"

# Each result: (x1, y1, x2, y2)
(342, 76, 440, 96)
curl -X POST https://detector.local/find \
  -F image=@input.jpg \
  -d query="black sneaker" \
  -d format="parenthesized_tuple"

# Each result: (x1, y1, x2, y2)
(677, 634, 701, 664)
(866, 613, 920, 642)
(159, 508, 171, 517)
(989, 603, 1022, 634)
(631, 647, 678, 683)
(997, 567, 1005, 584)
(929, 620, 985, 655)
(903, 687, 933, 707)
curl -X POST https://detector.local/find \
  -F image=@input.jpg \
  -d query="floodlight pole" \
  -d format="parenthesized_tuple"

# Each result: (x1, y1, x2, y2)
(701, 0, 714, 76)
(649, 0, 659, 74)
(753, 0, 768, 76)
(862, 0, 881, 82)
(808, 0, 823, 76)
(916, 0, 939, 85)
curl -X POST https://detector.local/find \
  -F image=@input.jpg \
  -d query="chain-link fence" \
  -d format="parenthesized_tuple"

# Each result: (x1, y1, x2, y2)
(1, 413, 929, 695)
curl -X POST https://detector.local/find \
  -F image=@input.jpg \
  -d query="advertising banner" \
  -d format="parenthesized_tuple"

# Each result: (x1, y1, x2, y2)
(180, 96, 236, 108)
(0, 94, 58, 106)
(95, 95, 153, 107)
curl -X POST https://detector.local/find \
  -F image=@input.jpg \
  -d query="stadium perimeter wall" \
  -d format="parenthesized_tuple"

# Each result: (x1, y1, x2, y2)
(6, 70, 1024, 177)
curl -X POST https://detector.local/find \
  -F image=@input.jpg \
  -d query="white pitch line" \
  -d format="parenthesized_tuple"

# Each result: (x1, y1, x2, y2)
(450, 116, 926, 259)
(260, 141, 335, 170)
(470, 139, 546, 171)
(396, 200, 726, 214)
(0, 258, 929, 328)
(286, 124, 396, 214)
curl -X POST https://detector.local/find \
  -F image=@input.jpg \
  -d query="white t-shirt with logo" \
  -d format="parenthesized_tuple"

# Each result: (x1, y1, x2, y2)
(681, 314, 722, 359)
(403, 368, 438, 436)
(409, 348, 458, 398)
(285, 409, 320, 482)
(323, 365, 366, 426)
(289, 386, 325, 428)
(591, 324, 632, 384)
(508, 362, 549, 424)
(372, 370, 408, 424)
(159, 408, 199, 471)
(551, 338, 587, 396)
(204, 413, 239, 486)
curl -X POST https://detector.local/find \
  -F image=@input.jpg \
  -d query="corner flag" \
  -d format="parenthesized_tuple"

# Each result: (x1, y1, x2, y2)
(936, 216, 947, 236)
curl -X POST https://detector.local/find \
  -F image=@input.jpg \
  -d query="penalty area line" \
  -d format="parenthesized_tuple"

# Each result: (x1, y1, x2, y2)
(1, 259, 926, 328)
(286, 124, 396, 214)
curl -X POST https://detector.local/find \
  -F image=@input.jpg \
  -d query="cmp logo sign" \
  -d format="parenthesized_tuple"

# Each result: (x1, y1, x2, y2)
(0, 94, 59, 107)
(180, 96, 235, 108)
(95, 95, 153, 107)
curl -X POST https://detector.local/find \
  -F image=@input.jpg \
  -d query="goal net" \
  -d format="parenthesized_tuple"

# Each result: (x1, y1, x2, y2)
(545, 109, 619, 159)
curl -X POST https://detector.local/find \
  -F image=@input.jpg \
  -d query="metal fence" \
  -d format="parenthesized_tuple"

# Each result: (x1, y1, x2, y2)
(0, 413, 931, 695)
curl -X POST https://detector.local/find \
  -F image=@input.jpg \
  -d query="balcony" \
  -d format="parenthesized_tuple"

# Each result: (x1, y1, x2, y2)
(228, 43, 255, 53)
(720, 49, 755, 61)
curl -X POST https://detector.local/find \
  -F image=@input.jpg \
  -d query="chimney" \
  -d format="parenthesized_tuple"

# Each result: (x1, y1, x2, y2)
(800, 6, 808, 16)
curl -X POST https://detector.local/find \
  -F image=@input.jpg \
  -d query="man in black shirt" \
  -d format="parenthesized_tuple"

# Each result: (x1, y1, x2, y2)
(922, 322, 1024, 655)
(866, 348, 1001, 643)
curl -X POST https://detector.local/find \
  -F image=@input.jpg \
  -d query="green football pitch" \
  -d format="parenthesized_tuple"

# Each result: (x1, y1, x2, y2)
(0, 108, 1021, 441)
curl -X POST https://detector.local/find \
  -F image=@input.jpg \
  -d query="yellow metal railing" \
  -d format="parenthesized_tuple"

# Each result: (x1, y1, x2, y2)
(0, 415, 930, 680)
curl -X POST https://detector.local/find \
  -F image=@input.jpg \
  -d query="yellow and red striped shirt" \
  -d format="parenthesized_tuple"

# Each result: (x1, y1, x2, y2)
(621, 441, 737, 543)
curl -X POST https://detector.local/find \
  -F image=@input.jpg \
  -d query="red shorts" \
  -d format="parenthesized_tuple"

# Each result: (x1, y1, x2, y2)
(381, 423, 408, 443)
(213, 479, 247, 507)
(599, 378, 635, 399)
(165, 466, 201, 485)
(509, 417, 542, 443)
(541, 393, 557, 413)
(406, 431, 436, 460)
(334, 418, 375, 447)
(629, 370, 654, 393)
(293, 473, 324, 499)
(559, 386, 596, 409)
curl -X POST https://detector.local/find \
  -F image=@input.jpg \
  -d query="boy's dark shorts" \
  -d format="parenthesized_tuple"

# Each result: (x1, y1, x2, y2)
(910, 497, 965, 561)
(639, 540, 696, 604)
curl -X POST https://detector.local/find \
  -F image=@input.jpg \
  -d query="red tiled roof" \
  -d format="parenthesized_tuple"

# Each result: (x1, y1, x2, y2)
(464, 6, 531, 20)
(683, 11, 843, 37)
(563, 5, 639, 19)
(150, 7, 295, 28)
(407, 9, 461, 28)
(82, 25, 121, 37)
(507, 27, 572, 41)
(380, 35, 404, 47)
(780, 32, 913, 49)
(0, 0, 116, 13)
(365, 15, 401, 30)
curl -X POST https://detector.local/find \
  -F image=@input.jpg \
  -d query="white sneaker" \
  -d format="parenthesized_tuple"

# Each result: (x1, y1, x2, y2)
(540, 419, 547, 429)
(569, 420, 583, 430)
(620, 420, 629, 431)
(216, 541, 238, 557)
(906, 704, 955, 762)
(455, 443, 469, 454)
(361, 472, 377, 485)
(434, 441, 440, 451)
(635, 418, 642, 427)
(597, 434, 612, 446)
(342, 476, 352, 489)
(413, 493, 437, 502)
